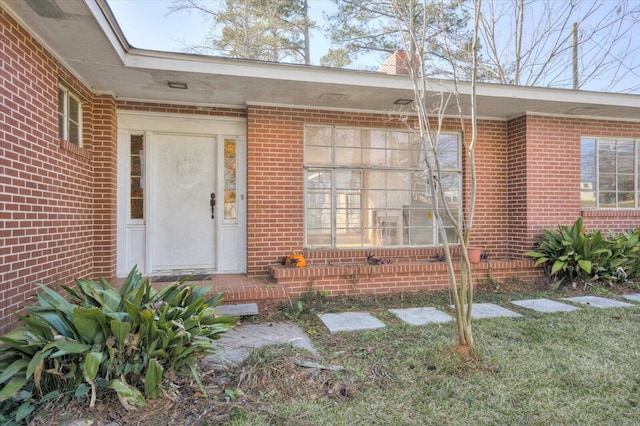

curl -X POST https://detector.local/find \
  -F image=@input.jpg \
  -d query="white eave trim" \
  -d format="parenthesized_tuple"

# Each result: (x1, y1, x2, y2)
(87, 0, 128, 63)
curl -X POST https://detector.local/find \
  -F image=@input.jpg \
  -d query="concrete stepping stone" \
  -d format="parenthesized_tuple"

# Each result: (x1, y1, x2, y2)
(561, 296, 634, 308)
(205, 322, 320, 369)
(450, 303, 523, 319)
(511, 298, 579, 313)
(622, 294, 640, 302)
(318, 312, 386, 334)
(389, 307, 452, 326)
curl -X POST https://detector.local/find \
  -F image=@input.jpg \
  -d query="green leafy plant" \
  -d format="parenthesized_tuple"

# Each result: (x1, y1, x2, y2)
(0, 267, 236, 422)
(526, 218, 640, 289)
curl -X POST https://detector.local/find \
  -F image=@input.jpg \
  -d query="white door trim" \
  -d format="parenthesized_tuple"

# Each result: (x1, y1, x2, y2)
(116, 111, 247, 277)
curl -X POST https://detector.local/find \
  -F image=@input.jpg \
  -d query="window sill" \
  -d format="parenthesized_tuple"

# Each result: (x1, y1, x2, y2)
(581, 209, 640, 218)
(59, 139, 91, 160)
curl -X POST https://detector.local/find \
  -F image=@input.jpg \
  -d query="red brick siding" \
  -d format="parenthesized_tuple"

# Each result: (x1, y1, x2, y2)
(0, 9, 106, 332)
(116, 101, 246, 119)
(92, 96, 118, 277)
(514, 115, 640, 251)
(507, 115, 529, 255)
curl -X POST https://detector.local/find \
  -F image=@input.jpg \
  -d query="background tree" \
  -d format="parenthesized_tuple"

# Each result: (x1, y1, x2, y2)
(477, 0, 640, 92)
(169, 0, 313, 64)
(390, 0, 481, 348)
(321, 0, 471, 73)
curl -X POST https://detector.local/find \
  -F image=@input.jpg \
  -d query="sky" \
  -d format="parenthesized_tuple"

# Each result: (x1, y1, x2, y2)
(105, 0, 382, 68)
(105, 0, 639, 93)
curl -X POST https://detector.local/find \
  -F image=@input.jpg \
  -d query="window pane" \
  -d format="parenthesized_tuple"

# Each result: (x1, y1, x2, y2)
(373, 209, 404, 246)
(362, 130, 385, 149)
(438, 134, 459, 153)
(69, 97, 79, 121)
(336, 128, 360, 147)
(599, 192, 616, 208)
(336, 147, 361, 166)
(581, 190, 596, 208)
(68, 97, 80, 146)
(365, 190, 385, 209)
(618, 174, 634, 192)
(307, 190, 330, 209)
(387, 171, 410, 190)
(388, 131, 409, 149)
(305, 127, 333, 166)
(336, 229, 363, 247)
(307, 170, 331, 188)
(58, 89, 65, 139)
(305, 126, 332, 146)
(581, 156, 596, 174)
(618, 156, 634, 174)
(387, 149, 411, 167)
(130, 134, 144, 220)
(618, 192, 635, 208)
(68, 121, 79, 145)
(599, 174, 616, 191)
(336, 170, 362, 190)
(365, 171, 386, 190)
(580, 138, 596, 156)
(387, 190, 410, 207)
(410, 226, 433, 245)
(362, 148, 385, 167)
(223, 139, 237, 220)
(305, 146, 332, 165)
(306, 227, 331, 247)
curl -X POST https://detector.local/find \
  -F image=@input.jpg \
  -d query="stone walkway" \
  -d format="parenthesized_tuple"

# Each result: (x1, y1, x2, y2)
(318, 294, 640, 334)
(207, 294, 640, 367)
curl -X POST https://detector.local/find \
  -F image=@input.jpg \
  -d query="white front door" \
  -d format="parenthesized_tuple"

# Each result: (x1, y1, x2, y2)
(149, 134, 216, 273)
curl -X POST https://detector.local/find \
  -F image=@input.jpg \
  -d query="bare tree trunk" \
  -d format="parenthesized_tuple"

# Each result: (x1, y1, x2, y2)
(389, 0, 482, 349)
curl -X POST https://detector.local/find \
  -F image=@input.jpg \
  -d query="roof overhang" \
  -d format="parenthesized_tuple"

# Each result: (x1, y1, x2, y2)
(4, 0, 640, 121)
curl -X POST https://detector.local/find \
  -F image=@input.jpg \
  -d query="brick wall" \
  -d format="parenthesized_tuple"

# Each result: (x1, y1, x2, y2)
(506, 115, 528, 256)
(0, 9, 110, 332)
(512, 114, 640, 251)
(246, 105, 510, 274)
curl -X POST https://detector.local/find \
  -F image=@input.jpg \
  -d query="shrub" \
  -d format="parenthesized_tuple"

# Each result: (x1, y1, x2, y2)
(526, 218, 640, 289)
(0, 267, 235, 422)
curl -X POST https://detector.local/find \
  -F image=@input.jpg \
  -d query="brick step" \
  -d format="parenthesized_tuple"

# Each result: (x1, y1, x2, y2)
(217, 303, 259, 317)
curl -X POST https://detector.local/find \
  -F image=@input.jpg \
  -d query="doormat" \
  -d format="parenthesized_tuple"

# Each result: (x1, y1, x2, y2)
(152, 274, 212, 283)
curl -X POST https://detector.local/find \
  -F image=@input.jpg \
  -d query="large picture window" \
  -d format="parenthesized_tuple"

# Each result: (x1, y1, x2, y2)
(581, 137, 640, 209)
(304, 125, 461, 248)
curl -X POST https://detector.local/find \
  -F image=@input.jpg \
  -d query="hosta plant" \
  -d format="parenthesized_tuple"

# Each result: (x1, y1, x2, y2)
(0, 267, 235, 423)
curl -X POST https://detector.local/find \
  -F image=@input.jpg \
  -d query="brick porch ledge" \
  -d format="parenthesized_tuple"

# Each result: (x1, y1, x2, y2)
(268, 259, 543, 298)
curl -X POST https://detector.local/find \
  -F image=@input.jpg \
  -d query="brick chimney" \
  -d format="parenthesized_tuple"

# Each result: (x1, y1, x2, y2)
(378, 50, 416, 75)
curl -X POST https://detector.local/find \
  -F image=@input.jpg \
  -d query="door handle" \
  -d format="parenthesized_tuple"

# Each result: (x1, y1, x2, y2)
(210, 193, 216, 219)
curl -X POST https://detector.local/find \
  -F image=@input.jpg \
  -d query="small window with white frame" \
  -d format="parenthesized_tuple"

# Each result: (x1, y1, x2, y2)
(580, 136, 640, 209)
(58, 84, 82, 146)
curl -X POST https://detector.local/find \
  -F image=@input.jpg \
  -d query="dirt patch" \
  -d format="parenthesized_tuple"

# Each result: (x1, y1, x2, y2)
(33, 373, 235, 426)
(33, 345, 354, 426)
(233, 345, 357, 402)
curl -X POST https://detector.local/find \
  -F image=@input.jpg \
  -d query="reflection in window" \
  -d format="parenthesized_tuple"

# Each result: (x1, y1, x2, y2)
(130, 135, 144, 219)
(304, 126, 461, 248)
(581, 137, 639, 209)
(224, 139, 237, 220)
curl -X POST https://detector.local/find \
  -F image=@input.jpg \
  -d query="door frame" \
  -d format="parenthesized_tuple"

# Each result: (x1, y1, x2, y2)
(116, 111, 247, 277)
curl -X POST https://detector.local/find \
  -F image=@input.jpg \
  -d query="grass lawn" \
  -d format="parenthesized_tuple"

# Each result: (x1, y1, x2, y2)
(226, 291, 640, 425)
